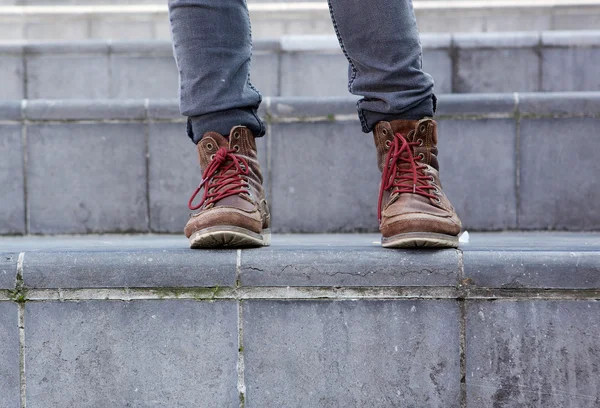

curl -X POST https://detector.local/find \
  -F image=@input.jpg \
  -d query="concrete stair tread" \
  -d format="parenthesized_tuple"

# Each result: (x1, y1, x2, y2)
(1, 232, 599, 292)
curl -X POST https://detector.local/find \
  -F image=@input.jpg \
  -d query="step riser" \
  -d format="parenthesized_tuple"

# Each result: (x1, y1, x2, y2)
(2, 3, 600, 40)
(2, 32, 600, 100)
(1, 93, 599, 235)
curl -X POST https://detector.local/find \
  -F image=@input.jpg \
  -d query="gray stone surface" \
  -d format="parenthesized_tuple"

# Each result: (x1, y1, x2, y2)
(437, 119, 517, 230)
(269, 120, 379, 232)
(251, 52, 280, 98)
(24, 99, 146, 120)
(454, 37, 540, 93)
(0, 125, 25, 235)
(0, 253, 17, 290)
(280, 52, 348, 97)
(23, 250, 237, 289)
(0, 44, 24, 100)
(241, 247, 459, 287)
(27, 123, 148, 234)
(424, 48, 452, 94)
(436, 93, 516, 116)
(26, 53, 110, 99)
(542, 47, 600, 92)
(518, 92, 600, 116)
(25, 300, 238, 408)
(0, 302, 19, 408)
(243, 300, 461, 407)
(464, 251, 600, 289)
(519, 118, 600, 230)
(466, 301, 600, 407)
(148, 122, 198, 233)
(109, 54, 178, 99)
(0, 101, 22, 120)
(270, 96, 358, 118)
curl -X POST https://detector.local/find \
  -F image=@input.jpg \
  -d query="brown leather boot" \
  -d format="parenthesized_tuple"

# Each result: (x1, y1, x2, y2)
(373, 118, 461, 248)
(184, 126, 270, 248)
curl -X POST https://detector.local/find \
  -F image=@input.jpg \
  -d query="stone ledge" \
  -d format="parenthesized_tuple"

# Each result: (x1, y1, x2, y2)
(0, 233, 598, 293)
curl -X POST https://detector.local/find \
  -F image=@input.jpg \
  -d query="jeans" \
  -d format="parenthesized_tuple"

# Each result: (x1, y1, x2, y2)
(168, 0, 435, 143)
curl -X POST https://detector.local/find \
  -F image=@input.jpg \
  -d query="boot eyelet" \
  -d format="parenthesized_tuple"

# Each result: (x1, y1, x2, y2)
(210, 154, 215, 160)
(417, 139, 424, 146)
(382, 129, 388, 136)
(234, 145, 240, 152)
(435, 198, 442, 204)
(233, 132, 240, 139)
(420, 125, 426, 133)
(429, 176, 435, 182)
(206, 143, 213, 150)
(418, 153, 425, 160)
(385, 140, 392, 148)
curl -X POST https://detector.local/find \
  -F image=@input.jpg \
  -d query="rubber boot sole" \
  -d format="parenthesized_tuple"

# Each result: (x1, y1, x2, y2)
(382, 232, 459, 249)
(189, 226, 271, 249)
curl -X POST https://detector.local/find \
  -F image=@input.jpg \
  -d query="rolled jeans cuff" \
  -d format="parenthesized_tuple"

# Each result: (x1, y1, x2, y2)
(187, 108, 266, 144)
(357, 94, 437, 133)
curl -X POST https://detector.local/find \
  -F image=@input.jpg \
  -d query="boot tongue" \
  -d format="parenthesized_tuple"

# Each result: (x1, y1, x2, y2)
(389, 120, 419, 141)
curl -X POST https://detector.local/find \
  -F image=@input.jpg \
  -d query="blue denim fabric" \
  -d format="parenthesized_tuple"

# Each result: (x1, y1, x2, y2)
(168, 0, 435, 143)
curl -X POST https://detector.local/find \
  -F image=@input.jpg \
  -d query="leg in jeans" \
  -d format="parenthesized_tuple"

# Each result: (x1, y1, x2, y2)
(326, 0, 435, 133)
(168, 0, 265, 143)
(327, 0, 462, 248)
(169, 0, 270, 248)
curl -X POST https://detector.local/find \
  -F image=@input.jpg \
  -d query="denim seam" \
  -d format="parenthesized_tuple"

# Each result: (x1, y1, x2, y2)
(326, 1, 358, 93)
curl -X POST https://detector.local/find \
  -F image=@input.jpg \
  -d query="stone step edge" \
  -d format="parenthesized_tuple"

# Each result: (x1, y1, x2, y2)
(2, 30, 600, 54)
(1, 92, 600, 122)
(1, 234, 600, 294)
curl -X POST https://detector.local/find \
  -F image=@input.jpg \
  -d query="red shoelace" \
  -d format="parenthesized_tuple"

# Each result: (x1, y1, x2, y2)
(377, 132, 438, 222)
(188, 146, 250, 211)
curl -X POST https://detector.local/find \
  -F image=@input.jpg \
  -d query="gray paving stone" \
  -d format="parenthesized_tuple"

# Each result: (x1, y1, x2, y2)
(280, 52, 348, 97)
(466, 301, 600, 408)
(518, 92, 600, 116)
(148, 122, 198, 233)
(0, 101, 22, 120)
(26, 53, 109, 99)
(0, 302, 19, 408)
(23, 249, 236, 289)
(542, 47, 600, 92)
(464, 251, 600, 289)
(437, 119, 517, 230)
(0, 253, 17, 290)
(454, 34, 540, 93)
(0, 44, 24, 100)
(24, 99, 146, 120)
(436, 93, 516, 117)
(270, 96, 358, 119)
(519, 118, 600, 230)
(241, 247, 459, 287)
(423, 48, 452, 94)
(25, 300, 238, 408)
(243, 300, 461, 408)
(269, 120, 379, 232)
(27, 123, 148, 234)
(0, 125, 25, 235)
(146, 99, 181, 119)
(109, 54, 178, 99)
(251, 52, 280, 97)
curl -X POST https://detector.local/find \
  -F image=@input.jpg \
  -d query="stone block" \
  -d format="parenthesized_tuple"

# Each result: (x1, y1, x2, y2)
(0, 253, 17, 290)
(109, 54, 179, 99)
(454, 33, 540, 93)
(25, 300, 238, 407)
(27, 123, 148, 234)
(464, 251, 600, 289)
(269, 120, 379, 232)
(280, 52, 348, 97)
(423, 48, 452, 94)
(437, 119, 517, 230)
(25, 99, 145, 121)
(243, 300, 461, 407)
(466, 301, 600, 407)
(0, 100, 22, 120)
(0, 303, 19, 408)
(0, 125, 25, 235)
(23, 249, 236, 289)
(26, 52, 109, 99)
(24, 17, 88, 41)
(148, 122, 200, 233)
(437, 93, 516, 117)
(519, 118, 600, 230)
(241, 247, 459, 287)
(542, 46, 600, 91)
(0, 44, 24, 100)
(90, 17, 156, 41)
(519, 92, 600, 116)
(270, 96, 358, 119)
(251, 52, 280, 97)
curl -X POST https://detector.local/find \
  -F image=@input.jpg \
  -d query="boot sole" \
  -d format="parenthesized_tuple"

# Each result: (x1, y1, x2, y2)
(382, 232, 459, 249)
(189, 226, 271, 249)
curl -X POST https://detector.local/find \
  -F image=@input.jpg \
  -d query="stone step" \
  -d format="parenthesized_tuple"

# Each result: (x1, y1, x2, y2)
(0, 232, 599, 407)
(2, 1, 600, 41)
(2, 31, 600, 100)
(1, 93, 599, 236)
